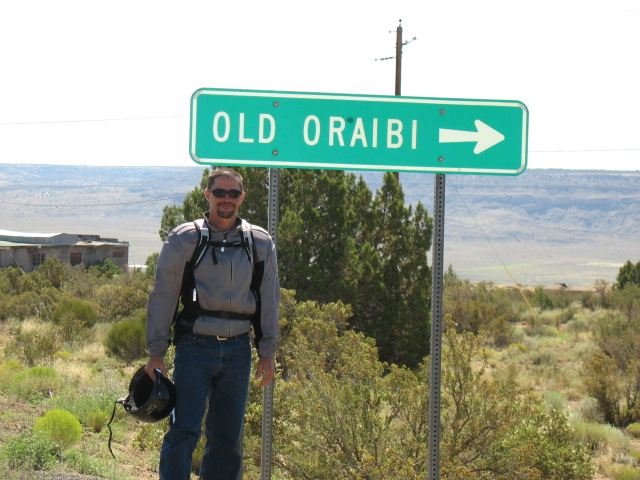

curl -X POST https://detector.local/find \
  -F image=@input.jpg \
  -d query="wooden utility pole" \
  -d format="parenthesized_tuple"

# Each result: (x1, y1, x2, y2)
(376, 20, 415, 182)
(393, 21, 403, 181)
(395, 21, 403, 97)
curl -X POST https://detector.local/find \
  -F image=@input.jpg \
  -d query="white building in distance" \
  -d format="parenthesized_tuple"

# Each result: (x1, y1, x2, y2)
(0, 230, 129, 273)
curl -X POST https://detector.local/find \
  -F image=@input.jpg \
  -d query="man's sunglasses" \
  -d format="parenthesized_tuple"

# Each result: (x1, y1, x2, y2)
(209, 188, 243, 199)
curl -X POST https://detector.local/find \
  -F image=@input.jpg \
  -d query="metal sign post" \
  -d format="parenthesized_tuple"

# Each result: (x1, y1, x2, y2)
(428, 173, 446, 480)
(261, 167, 280, 479)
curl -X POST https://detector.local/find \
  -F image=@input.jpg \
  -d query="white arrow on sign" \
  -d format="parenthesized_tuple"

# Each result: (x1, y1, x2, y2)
(439, 120, 505, 154)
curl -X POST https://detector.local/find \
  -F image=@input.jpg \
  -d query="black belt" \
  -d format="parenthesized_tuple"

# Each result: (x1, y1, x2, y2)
(186, 332, 249, 341)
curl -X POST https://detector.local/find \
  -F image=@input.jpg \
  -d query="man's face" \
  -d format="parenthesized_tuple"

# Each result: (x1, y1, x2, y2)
(205, 176, 245, 220)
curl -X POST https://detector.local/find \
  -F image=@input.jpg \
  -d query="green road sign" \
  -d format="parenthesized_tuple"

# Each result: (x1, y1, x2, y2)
(190, 88, 528, 175)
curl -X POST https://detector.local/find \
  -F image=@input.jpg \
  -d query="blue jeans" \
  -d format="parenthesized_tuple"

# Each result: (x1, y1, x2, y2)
(159, 333, 252, 480)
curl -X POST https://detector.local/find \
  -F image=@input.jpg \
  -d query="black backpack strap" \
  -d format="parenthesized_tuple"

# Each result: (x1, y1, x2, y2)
(191, 219, 211, 269)
(250, 258, 265, 351)
(171, 220, 208, 344)
(240, 219, 255, 264)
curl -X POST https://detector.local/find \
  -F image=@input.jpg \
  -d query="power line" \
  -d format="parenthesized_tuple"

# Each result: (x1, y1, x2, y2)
(447, 178, 538, 319)
(532, 147, 640, 153)
(0, 196, 185, 207)
(0, 115, 186, 126)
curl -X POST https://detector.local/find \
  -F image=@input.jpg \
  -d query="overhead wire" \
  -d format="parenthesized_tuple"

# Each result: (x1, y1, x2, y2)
(447, 177, 538, 321)
(531, 147, 640, 153)
(0, 197, 185, 207)
(0, 115, 186, 126)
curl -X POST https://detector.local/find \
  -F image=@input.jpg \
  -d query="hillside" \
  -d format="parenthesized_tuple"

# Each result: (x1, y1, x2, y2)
(364, 169, 640, 286)
(1, 164, 638, 287)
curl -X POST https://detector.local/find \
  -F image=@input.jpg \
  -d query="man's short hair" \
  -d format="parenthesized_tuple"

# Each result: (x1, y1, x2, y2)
(208, 168, 244, 191)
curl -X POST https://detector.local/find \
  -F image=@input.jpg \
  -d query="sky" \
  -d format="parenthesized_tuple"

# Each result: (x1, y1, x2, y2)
(1, 0, 639, 171)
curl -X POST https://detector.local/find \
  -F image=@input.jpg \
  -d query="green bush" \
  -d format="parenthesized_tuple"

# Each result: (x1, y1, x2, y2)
(51, 298, 99, 328)
(584, 337, 640, 427)
(615, 260, 640, 290)
(96, 281, 150, 322)
(53, 311, 94, 346)
(88, 258, 122, 278)
(494, 409, 593, 480)
(627, 423, 640, 438)
(0, 360, 23, 388)
(533, 286, 554, 310)
(104, 313, 146, 362)
(0, 265, 28, 295)
(134, 421, 168, 452)
(544, 391, 568, 413)
(6, 324, 62, 366)
(608, 465, 640, 480)
(34, 409, 83, 453)
(579, 397, 605, 423)
(555, 306, 578, 325)
(1, 430, 58, 470)
(8, 366, 62, 400)
(567, 316, 592, 333)
(2, 292, 41, 321)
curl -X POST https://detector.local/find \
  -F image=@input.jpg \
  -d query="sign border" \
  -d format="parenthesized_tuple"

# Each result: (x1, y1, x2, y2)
(190, 88, 529, 175)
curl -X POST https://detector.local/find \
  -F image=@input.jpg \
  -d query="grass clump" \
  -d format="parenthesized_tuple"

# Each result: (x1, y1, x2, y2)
(544, 391, 568, 413)
(63, 448, 111, 477)
(571, 420, 630, 453)
(7, 365, 62, 400)
(601, 465, 640, 480)
(0, 360, 23, 388)
(84, 410, 110, 433)
(5, 324, 62, 366)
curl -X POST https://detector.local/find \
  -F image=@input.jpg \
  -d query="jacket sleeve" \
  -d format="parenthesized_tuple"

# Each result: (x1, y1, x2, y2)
(256, 236, 280, 359)
(146, 228, 191, 357)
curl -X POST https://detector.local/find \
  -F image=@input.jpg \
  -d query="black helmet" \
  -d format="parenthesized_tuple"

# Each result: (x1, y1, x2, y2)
(117, 366, 176, 423)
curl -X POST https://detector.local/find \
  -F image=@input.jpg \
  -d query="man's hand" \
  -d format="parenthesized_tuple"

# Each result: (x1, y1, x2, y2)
(145, 356, 167, 381)
(255, 357, 275, 388)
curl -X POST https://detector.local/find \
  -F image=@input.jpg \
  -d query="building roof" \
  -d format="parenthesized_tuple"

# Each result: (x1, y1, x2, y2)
(0, 230, 127, 246)
(0, 229, 63, 238)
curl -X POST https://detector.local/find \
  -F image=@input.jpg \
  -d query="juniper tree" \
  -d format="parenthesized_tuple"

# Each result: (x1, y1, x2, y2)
(615, 259, 640, 290)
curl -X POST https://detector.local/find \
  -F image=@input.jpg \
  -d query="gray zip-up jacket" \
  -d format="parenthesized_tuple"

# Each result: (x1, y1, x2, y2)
(146, 215, 279, 359)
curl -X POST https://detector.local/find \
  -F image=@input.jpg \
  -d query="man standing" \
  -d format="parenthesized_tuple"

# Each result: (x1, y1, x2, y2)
(145, 168, 279, 480)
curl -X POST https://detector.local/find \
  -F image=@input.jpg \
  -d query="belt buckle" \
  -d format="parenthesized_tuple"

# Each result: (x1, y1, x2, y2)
(216, 335, 229, 341)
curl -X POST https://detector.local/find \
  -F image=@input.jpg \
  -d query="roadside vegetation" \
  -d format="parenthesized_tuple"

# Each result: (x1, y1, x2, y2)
(1, 257, 639, 479)
(1, 168, 640, 479)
